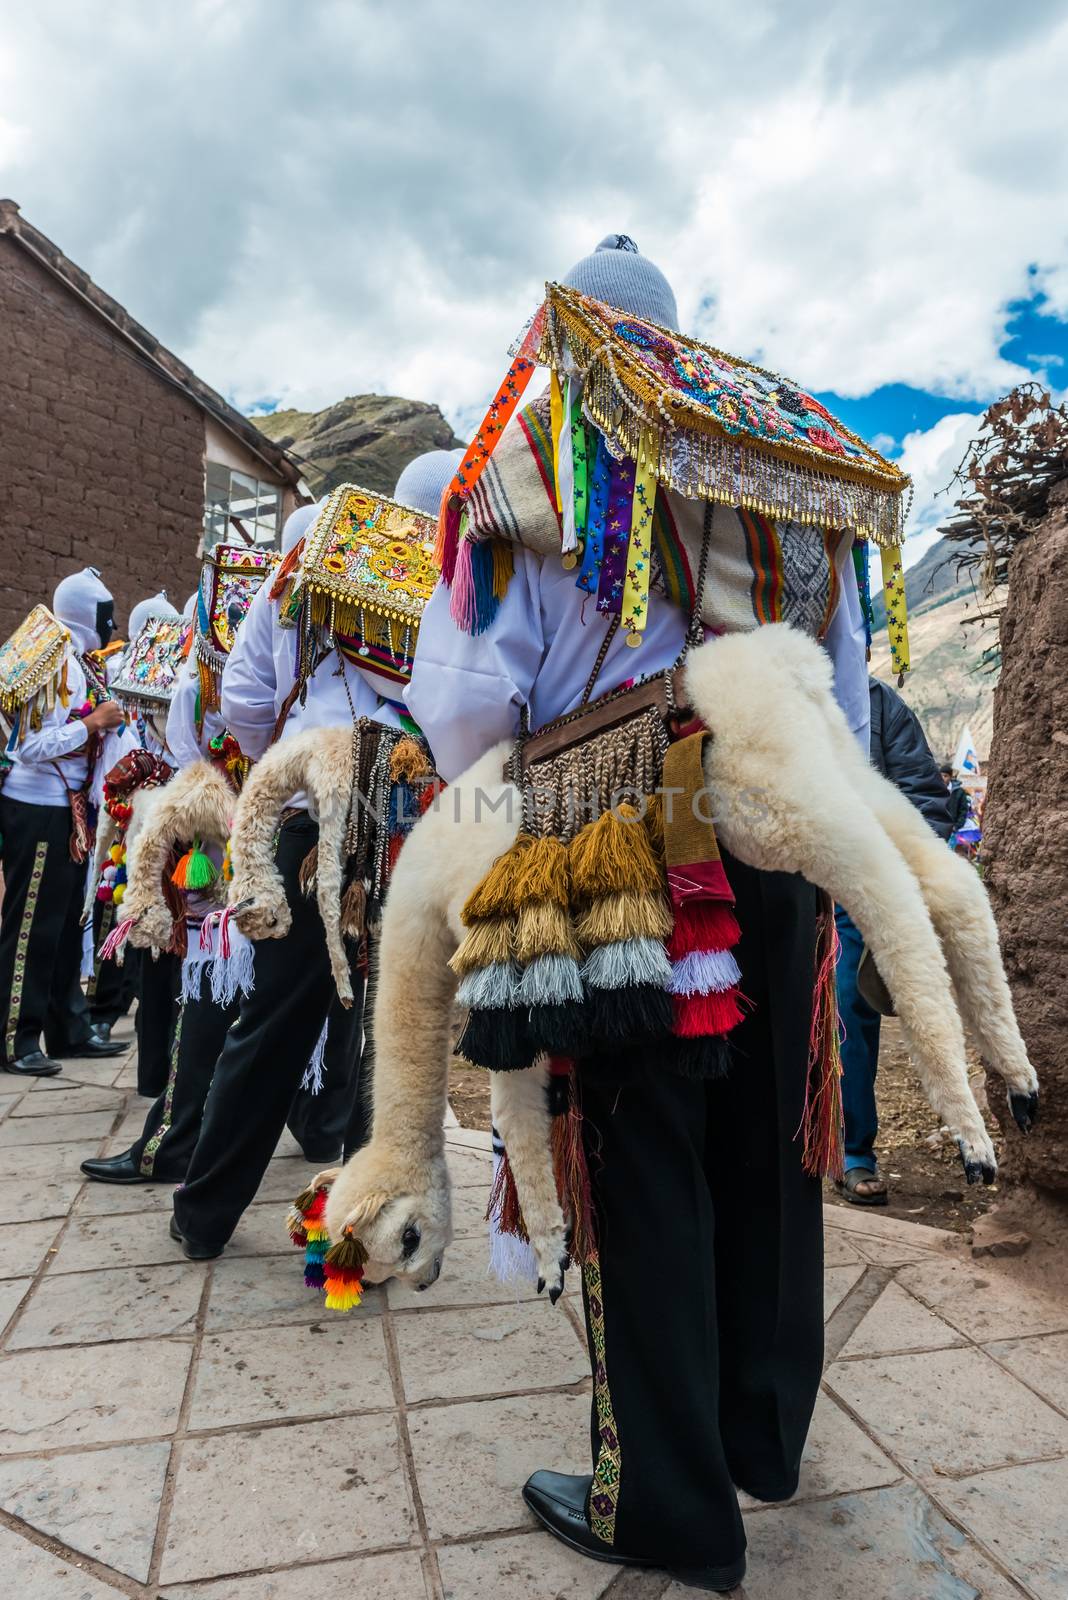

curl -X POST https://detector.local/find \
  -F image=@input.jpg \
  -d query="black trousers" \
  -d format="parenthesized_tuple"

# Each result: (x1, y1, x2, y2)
(578, 854, 824, 1569)
(286, 944, 376, 1161)
(0, 796, 92, 1062)
(131, 989, 239, 1181)
(174, 817, 366, 1247)
(88, 898, 139, 1026)
(133, 950, 180, 1098)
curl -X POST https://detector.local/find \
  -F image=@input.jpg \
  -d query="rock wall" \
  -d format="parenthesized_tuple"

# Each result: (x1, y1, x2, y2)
(252, 395, 461, 499)
(981, 483, 1068, 1191)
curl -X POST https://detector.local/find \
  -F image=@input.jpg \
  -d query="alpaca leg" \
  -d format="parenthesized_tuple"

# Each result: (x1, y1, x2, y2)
(831, 739, 1038, 1129)
(229, 738, 322, 940)
(709, 754, 997, 1181)
(491, 1063, 567, 1300)
(309, 746, 355, 1007)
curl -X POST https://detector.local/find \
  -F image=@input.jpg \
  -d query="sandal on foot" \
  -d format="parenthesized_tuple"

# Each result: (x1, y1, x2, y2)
(835, 1167, 889, 1206)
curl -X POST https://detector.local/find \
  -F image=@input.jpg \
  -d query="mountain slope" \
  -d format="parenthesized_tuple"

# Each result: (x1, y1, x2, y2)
(868, 536, 1000, 762)
(250, 395, 462, 498)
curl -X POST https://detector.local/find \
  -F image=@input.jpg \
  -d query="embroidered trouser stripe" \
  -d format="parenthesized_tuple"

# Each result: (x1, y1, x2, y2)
(139, 1006, 184, 1175)
(4, 840, 48, 1060)
(583, 1254, 621, 1544)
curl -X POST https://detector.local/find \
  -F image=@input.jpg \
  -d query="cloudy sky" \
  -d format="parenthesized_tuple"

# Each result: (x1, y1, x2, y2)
(3, 0, 1067, 567)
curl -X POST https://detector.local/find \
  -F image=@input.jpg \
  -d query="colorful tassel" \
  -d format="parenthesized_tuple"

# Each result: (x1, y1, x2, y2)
(323, 1231, 368, 1311)
(569, 807, 663, 898)
(799, 903, 845, 1180)
(171, 840, 217, 892)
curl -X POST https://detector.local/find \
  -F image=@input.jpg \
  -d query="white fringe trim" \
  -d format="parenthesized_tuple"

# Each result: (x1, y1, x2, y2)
(300, 1018, 329, 1095)
(180, 921, 256, 1007)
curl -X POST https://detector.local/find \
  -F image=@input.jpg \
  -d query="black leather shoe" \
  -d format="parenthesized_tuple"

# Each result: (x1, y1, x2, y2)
(57, 1028, 125, 1060)
(3, 1050, 62, 1077)
(522, 1472, 745, 1593)
(169, 1213, 223, 1261)
(82, 1150, 155, 1185)
(300, 1146, 343, 1165)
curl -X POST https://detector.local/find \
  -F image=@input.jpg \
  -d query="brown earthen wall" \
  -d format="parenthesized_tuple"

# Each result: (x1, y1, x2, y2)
(982, 486, 1068, 1191)
(0, 235, 204, 639)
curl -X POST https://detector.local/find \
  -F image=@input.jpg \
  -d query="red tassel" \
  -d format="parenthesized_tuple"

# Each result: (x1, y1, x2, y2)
(486, 1148, 527, 1241)
(434, 493, 463, 585)
(387, 831, 404, 876)
(799, 906, 845, 1181)
(673, 988, 745, 1038)
(667, 899, 741, 960)
(549, 1071, 597, 1266)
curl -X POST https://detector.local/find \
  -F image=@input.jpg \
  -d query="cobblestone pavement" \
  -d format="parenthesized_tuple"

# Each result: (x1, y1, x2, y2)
(1, 1022, 1066, 1599)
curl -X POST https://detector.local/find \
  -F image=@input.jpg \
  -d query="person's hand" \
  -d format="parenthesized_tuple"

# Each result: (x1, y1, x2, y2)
(84, 701, 125, 733)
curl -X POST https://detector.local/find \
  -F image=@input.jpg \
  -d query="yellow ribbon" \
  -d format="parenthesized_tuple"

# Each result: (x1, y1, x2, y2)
(880, 545, 910, 677)
(621, 427, 658, 644)
(549, 372, 564, 514)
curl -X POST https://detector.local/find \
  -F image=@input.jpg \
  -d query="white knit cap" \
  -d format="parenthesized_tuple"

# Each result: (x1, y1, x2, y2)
(281, 501, 319, 556)
(394, 448, 466, 516)
(53, 566, 114, 654)
(561, 234, 678, 331)
(128, 590, 180, 639)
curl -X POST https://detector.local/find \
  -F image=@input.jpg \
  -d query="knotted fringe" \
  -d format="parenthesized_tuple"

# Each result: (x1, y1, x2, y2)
(549, 1063, 597, 1267)
(298, 844, 319, 895)
(300, 1018, 328, 1094)
(99, 915, 137, 962)
(799, 904, 845, 1181)
(486, 1143, 527, 1243)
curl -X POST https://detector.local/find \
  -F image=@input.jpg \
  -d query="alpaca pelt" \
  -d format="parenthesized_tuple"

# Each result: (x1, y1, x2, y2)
(683, 624, 1037, 1159)
(225, 726, 355, 1004)
(123, 761, 233, 955)
(319, 625, 1038, 1291)
(322, 744, 521, 1284)
(81, 807, 121, 927)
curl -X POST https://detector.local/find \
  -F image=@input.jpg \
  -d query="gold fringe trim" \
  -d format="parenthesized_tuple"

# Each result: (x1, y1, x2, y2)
(574, 889, 673, 949)
(514, 899, 582, 965)
(449, 917, 514, 976)
(541, 283, 910, 546)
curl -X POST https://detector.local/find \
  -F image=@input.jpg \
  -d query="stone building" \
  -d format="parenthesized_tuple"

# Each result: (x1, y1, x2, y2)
(0, 200, 304, 639)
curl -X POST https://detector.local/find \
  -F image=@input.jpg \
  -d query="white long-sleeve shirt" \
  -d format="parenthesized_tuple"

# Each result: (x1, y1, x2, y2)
(220, 581, 404, 807)
(164, 662, 227, 773)
(407, 546, 870, 782)
(2, 652, 91, 806)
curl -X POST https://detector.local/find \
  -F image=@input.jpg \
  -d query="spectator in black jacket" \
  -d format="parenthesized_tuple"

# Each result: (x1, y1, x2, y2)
(835, 679, 953, 1203)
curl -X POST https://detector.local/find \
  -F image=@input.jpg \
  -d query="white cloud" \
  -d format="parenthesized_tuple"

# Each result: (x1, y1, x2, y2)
(0, 1, 1066, 426)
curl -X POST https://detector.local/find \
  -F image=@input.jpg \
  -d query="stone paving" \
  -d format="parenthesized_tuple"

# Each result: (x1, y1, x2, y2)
(1, 1021, 1066, 1599)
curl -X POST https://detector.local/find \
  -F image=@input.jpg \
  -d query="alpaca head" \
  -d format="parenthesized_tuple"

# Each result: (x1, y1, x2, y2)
(323, 1144, 452, 1291)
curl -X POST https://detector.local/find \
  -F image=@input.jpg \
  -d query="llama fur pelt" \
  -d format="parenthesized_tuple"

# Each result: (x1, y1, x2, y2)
(323, 624, 1039, 1293)
(123, 761, 233, 955)
(318, 744, 519, 1285)
(225, 726, 355, 1005)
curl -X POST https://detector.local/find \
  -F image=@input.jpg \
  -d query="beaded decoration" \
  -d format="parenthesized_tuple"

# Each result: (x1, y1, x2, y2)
(110, 615, 186, 711)
(283, 486, 439, 689)
(0, 606, 72, 745)
(195, 544, 279, 727)
(437, 285, 912, 648)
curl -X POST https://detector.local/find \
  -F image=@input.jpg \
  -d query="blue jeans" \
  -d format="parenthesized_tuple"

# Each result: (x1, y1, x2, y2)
(834, 905, 881, 1173)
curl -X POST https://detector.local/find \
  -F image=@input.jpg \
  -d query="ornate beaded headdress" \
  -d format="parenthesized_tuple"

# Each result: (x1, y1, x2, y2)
(194, 544, 279, 726)
(435, 283, 913, 670)
(110, 615, 186, 711)
(0, 605, 72, 744)
(279, 484, 439, 689)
